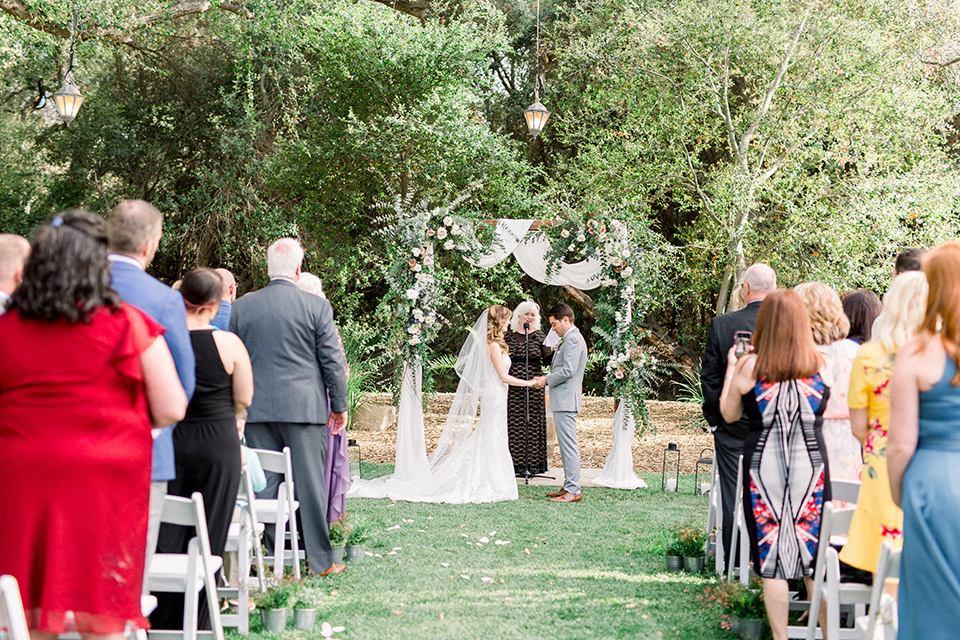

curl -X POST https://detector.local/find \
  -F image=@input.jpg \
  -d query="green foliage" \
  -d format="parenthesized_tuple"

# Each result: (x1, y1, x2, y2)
(699, 578, 765, 619)
(328, 514, 349, 547)
(346, 523, 368, 546)
(341, 320, 392, 426)
(669, 521, 707, 557)
(252, 584, 293, 610)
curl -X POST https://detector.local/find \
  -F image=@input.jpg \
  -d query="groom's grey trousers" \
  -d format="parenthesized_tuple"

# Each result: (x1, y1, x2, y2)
(554, 411, 581, 495)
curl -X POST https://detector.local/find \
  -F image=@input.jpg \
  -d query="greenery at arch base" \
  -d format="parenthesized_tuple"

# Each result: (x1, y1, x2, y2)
(375, 191, 666, 429)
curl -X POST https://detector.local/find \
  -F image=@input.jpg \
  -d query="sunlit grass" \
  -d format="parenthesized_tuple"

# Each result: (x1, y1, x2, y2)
(236, 468, 726, 640)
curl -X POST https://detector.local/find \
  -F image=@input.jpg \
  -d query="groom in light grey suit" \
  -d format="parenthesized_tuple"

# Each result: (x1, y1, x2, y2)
(230, 238, 349, 575)
(534, 303, 587, 502)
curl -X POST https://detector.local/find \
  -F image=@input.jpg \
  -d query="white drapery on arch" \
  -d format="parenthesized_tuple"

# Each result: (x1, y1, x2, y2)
(389, 219, 645, 491)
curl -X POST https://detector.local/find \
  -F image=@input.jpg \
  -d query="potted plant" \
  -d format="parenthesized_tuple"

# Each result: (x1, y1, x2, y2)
(664, 537, 685, 572)
(698, 580, 744, 634)
(329, 515, 348, 564)
(675, 524, 708, 573)
(345, 523, 367, 562)
(291, 595, 317, 631)
(253, 584, 292, 633)
(730, 579, 766, 640)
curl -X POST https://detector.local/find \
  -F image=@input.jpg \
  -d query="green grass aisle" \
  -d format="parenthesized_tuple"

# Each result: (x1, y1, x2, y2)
(242, 467, 727, 640)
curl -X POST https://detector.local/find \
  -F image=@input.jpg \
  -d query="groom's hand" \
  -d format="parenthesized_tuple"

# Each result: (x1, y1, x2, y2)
(532, 376, 547, 389)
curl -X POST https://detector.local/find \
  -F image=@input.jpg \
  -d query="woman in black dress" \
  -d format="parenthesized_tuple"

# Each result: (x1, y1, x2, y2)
(504, 300, 553, 475)
(153, 268, 253, 630)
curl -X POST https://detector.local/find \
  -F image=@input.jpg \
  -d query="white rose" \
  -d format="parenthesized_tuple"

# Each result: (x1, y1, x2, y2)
(621, 266, 633, 278)
(412, 248, 422, 257)
(413, 263, 422, 272)
(423, 256, 433, 266)
(407, 324, 419, 334)
(424, 315, 436, 325)
(576, 234, 586, 242)
(413, 309, 424, 320)
(561, 229, 570, 238)
(443, 216, 453, 226)
(409, 336, 421, 346)
(444, 240, 455, 250)
(405, 288, 419, 300)
(451, 223, 461, 236)
(436, 227, 448, 239)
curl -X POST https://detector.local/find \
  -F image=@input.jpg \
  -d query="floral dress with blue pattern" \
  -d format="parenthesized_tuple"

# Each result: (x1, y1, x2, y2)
(741, 373, 832, 579)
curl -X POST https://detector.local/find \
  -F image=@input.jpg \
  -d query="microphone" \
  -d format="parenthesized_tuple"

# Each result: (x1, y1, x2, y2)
(523, 322, 530, 330)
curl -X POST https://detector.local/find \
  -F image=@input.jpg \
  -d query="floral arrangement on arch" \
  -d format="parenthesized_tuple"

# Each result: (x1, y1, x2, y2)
(541, 215, 663, 428)
(375, 191, 484, 362)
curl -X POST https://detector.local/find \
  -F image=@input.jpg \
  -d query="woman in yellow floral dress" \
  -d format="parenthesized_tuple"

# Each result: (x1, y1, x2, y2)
(839, 271, 927, 574)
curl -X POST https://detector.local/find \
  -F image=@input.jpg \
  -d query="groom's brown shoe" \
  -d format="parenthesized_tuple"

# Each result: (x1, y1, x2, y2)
(546, 489, 566, 498)
(549, 493, 582, 502)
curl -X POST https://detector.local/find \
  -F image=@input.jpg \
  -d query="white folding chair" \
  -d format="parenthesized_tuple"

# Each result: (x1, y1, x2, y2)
(250, 447, 302, 581)
(855, 541, 900, 640)
(726, 454, 751, 586)
(0, 575, 30, 640)
(831, 479, 861, 505)
(703, 461, 723, 574)
(219, 465, 267, 635)
(147, 493, 224, 640)
(804, 502, 871, 640)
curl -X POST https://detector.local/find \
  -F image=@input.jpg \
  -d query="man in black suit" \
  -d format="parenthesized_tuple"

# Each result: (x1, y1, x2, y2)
(700, 263, 776, 570)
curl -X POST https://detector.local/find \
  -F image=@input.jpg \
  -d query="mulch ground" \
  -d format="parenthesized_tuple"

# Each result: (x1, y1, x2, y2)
(352, 394, 715, 474)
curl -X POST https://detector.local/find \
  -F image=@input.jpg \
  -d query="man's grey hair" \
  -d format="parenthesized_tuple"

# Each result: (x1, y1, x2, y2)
(267, 238, 304, 279)
(107, 200, 162, 255)
(297, 272, 325, 299)
(742, 263, 776, 293)
(509, 299, 542, 333)
(0, 234, 30, 282)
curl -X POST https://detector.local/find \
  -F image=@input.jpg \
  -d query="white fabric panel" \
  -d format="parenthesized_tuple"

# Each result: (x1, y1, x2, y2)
(463, 219, 533, 268)
(593, 402, 648, 490)
(392, 360, 430, 482)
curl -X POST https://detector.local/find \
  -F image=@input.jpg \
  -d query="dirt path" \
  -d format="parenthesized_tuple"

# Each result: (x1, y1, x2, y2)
(351, 394, 715, 474)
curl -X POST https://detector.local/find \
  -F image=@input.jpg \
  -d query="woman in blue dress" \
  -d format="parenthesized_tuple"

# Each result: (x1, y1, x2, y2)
(889, 241, 960, 640)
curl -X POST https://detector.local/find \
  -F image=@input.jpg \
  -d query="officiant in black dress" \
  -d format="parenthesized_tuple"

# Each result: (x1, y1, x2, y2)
(504, 300, 553, 475)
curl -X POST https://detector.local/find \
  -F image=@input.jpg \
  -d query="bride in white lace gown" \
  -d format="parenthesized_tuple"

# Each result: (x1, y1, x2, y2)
(350, 305, 532, 503)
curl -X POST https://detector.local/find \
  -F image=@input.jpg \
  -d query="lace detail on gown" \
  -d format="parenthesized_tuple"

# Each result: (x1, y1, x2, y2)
(349, 352, 519, 503)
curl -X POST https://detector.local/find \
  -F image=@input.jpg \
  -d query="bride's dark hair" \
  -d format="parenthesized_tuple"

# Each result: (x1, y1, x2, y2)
(486, 305, 510, 351)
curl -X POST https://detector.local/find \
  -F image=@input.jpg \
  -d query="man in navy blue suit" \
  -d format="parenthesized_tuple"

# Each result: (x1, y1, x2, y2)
(107, 199, 195, 590)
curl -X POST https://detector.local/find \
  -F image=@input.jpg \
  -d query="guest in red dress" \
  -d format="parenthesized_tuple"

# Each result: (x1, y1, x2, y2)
(0, 210, 187, 640)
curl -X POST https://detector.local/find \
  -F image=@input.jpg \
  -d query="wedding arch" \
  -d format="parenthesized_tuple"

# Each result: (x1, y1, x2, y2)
(374, 193, 658, 490)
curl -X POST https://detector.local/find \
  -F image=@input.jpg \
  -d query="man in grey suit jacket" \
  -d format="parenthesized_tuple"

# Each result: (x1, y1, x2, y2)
(229, 238, 349, 575)
(534, 303, 587, 502)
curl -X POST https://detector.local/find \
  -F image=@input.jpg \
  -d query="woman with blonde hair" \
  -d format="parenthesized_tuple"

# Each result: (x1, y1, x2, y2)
(351, 305, 533, 503)
(796, 281, 862, 479)
(838, 271, 926, 579)
(889, 242, 960, 638)
(504, 300, 553, 475)
(720, 289, 832, 640)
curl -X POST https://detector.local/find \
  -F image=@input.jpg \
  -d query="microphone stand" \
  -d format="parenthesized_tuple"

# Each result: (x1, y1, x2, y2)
(521, 322, 553, 485)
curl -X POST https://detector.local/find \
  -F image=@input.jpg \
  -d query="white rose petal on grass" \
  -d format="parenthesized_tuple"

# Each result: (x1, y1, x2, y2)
(481, 577, 495, 583)
(364, 551, 374, 557)
(374, 553, 383, 558)
(478, 536, 489, 544)
(460, 574, 470, 580)
(386, 525, 400, 530)
(387, 551, 397, 556)
(440, 562, 450, 567)
(402, 519, 414, 523)
(461, 533, 469, 538)
(494, 540, 511, 545)
(392, 547, 402, 551)
(488, 531, 496, 536)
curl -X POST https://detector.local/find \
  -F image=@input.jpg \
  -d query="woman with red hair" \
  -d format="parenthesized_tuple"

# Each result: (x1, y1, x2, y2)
(889, 241, 960, 639)
(720, 289, 831, 640)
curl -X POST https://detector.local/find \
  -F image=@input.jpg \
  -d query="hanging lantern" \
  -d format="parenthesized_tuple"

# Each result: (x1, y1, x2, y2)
(52, 72, 84, 125)
(661, 442, 680, 492)
(524, 95, 551, 138)
(348, 438, 362, 481)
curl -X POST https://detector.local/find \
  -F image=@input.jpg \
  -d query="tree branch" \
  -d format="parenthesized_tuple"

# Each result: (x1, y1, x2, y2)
(737, 4, 812, 160)
(368, 0, 430, 20)
(921, 56, 960, 68)
(0, 0, 251, 50)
